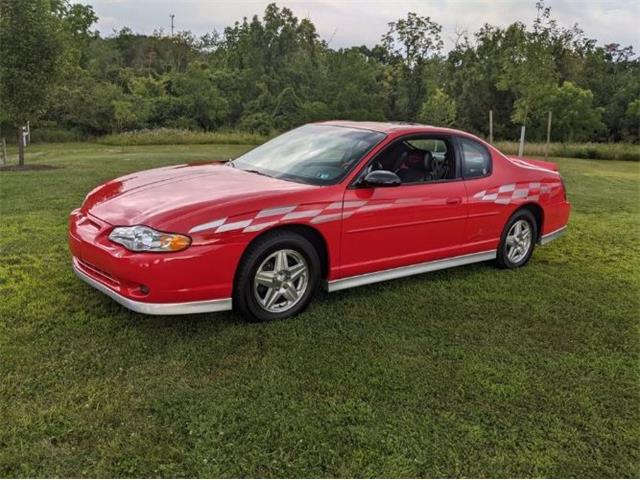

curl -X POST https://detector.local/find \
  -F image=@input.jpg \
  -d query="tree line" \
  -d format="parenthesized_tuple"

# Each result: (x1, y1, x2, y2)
(1, 0, 639, 156)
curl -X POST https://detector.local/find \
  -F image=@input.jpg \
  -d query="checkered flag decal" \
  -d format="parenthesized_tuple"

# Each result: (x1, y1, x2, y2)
(473, 182, 551, 205)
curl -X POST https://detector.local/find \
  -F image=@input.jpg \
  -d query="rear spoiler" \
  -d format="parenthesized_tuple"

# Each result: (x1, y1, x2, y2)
(508, 156, 558, 172)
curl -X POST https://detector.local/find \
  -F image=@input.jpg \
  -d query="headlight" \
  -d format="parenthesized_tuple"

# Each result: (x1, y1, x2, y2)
(108, 225, 191, 252)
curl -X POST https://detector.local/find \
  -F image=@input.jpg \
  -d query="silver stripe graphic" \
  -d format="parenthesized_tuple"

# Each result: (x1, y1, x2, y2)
(358, 203, 392, 212)
(243, 221, 278, 233)
(326, 201, 343, 210)
(281, 209, 323, 220)
(216, 219, 252, 233)
(474, 181, 548, 205)
(513, 188, 529, 198)
(189, 218, 227, 234)
(311, 213, 342, 224)
(256, 205, 296, 218)
(343, 200, 367, 208)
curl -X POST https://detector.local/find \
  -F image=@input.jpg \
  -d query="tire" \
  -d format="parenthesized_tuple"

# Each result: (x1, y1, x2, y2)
(496, 209, 538, 269)
(233, 230, 321, 322)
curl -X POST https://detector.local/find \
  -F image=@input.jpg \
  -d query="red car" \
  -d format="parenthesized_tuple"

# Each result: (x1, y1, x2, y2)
(69, 121, 570, 321)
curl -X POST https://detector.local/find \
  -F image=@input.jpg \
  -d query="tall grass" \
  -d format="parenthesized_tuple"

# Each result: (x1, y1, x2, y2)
(495, 141, 640, 161)
(98, 128, 270, 146)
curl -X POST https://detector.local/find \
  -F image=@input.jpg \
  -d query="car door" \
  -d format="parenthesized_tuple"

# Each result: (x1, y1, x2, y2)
(337, 135, 468, 279)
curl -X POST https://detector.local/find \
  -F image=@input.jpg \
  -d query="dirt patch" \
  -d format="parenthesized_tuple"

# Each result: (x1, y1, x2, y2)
(0, 164, 60, 172)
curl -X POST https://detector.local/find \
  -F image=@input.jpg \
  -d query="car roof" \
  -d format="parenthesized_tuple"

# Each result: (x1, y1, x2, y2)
(315, 120, 471, 137)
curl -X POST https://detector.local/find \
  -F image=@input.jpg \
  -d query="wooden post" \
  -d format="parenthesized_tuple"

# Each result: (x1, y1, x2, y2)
(0, 138, 6, 166)
(518, 126, 526, 157)
(545, 111, 552, 160)
(17, 127, 24, 166)
(489, 110, 493, 144)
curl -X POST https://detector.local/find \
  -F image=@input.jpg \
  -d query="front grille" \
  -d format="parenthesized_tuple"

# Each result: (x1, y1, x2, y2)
(77, 259, 120, 287)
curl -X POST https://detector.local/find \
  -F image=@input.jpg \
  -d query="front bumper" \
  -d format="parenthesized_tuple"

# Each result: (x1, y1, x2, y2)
(73, 257, 232, 315)
(69, 209, 241, 315)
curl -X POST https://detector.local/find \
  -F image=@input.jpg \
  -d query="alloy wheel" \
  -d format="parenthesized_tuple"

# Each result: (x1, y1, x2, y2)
(253, 249, 309, 313)
(505, 219, 532, 263)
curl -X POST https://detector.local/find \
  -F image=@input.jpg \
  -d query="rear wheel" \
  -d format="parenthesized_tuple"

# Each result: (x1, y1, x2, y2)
(233, 230, 320, 322)
(496, 209, 537, 268)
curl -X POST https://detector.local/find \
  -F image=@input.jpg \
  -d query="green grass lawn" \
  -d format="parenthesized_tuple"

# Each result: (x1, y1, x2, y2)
(1, 143, 639, 477)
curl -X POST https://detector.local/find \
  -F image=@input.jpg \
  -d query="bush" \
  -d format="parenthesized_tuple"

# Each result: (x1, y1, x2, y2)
(494, 141, 640, 161)
(97, 128, 270, 146)
(30, 127, 87, 143)
(1, 127, 87, 144)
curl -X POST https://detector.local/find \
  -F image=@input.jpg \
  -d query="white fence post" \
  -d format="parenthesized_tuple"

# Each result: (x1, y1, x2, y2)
(545, 111, 552, 160)
(518, 126, 526, 157)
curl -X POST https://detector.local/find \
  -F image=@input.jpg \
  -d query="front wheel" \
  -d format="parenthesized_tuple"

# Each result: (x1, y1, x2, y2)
(233, 230, 320, 322)
(496, 209, 537, 269)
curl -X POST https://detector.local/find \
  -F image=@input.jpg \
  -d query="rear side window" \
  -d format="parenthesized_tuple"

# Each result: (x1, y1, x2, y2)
(460, 138, 491, 178)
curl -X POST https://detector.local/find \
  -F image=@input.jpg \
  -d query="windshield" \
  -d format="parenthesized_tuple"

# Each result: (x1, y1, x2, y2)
(232, 124, 386, 185)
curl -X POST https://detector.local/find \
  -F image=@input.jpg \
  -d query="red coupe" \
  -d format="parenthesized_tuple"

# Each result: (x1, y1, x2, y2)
(69, 122, 570, 321)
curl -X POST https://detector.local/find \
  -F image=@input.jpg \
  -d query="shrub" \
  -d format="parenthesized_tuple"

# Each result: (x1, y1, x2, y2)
(2, 127, 87, 144)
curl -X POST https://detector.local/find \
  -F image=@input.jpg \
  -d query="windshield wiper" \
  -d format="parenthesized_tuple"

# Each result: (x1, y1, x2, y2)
(225, 159, 236, 167)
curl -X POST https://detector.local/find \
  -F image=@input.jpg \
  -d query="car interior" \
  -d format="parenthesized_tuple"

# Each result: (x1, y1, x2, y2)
(365, 137, 457, 184)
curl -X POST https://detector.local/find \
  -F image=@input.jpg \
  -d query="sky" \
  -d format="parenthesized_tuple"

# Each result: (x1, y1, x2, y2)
(74, 0, 640, 52)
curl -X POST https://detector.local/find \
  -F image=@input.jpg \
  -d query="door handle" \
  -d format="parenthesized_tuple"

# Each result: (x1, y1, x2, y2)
(446, 197, 462, 205)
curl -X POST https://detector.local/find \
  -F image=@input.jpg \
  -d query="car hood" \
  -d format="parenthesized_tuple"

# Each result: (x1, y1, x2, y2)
(83, 162, 316, 230)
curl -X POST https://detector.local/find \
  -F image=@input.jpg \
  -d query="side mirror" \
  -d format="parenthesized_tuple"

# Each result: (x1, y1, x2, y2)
(363, 170, 401, 187)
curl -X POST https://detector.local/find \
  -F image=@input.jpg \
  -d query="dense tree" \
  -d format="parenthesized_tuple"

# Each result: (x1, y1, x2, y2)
(169, 63, 229, 131)
(496, 22, 558, 127)
(321, 48, 385, 121)
(446, 26, 517, 139)
(52, 0, 98, 67)
(2, 1, 637, 145)
(444, 2, 638, 142)
(417, 89, 457, 126)
(547, 82, 604, 141)
(0, 0, 65, 164)
(380, 13, 443, 121)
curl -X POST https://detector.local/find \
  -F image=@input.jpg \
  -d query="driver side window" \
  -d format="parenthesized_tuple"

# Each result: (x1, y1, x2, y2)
(368, 136, 457, 185)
